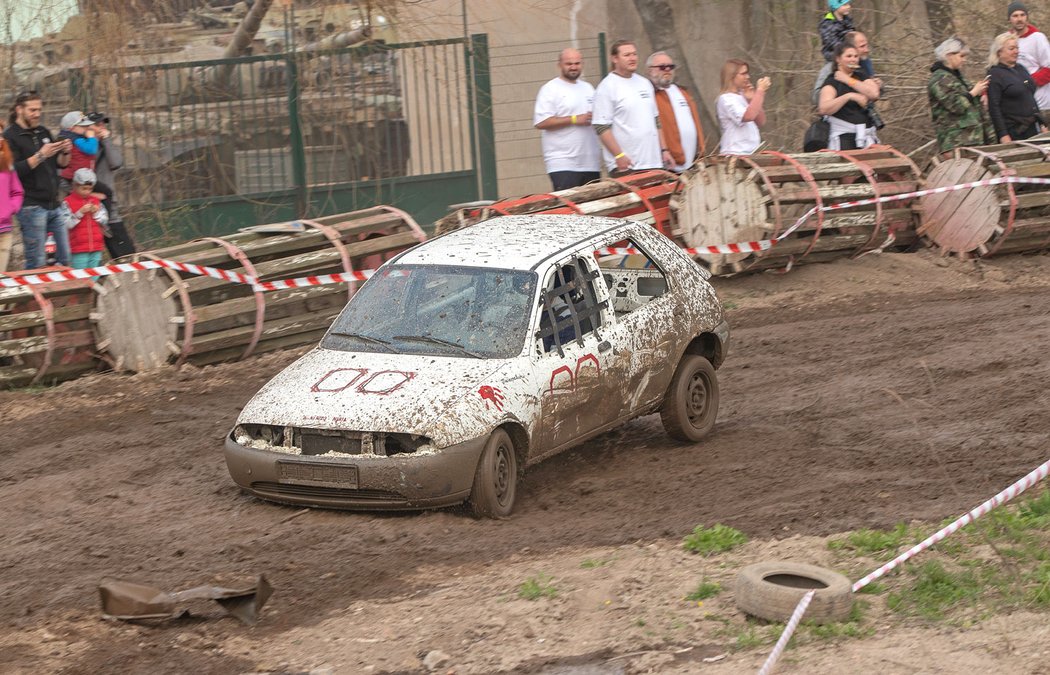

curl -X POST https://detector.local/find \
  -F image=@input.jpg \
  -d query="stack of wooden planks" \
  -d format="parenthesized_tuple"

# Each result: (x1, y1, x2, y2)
(919, 137, 1050, 257)
(0, 270, 98, 389)
(92, 206, 426, 372)
(672, 147, 923, 275)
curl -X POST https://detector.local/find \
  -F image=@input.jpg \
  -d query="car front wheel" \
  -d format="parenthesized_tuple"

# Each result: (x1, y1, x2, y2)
(468, 429, 518, 518)
(660, 354, 719, 442)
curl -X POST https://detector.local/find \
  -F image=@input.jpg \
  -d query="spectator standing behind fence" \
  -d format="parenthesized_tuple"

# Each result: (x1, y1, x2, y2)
(90, 112, 136, 258)
(716, 59, 770, 155)
(987, 32, 1043, 142)
(0, 127, 25, 272)
(533, 48, 601, 190)
(820, 2, 873, 76)
(928, 37, 995, 153)
(592, 39, 671, 175)
(1008, 2, 1050, 122)
(818, 42, 881, 150)
(647, 51, 704, 173)
(62, 168, 109, 270)
(3, 92, 73, 268)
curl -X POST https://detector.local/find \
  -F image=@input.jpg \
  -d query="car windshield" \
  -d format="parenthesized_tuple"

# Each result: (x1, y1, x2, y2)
(321, 265, 537, 359)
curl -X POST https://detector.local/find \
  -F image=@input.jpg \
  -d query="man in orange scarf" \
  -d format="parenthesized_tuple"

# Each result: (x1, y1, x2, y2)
(647, 51, 705, 172)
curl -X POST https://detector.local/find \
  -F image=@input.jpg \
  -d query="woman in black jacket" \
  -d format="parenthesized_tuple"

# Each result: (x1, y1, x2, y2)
(987, 31, 1043, 142)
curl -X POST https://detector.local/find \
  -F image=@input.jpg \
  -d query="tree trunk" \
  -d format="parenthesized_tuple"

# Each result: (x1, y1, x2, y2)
(924, 0, 955, 43)
(630, 0, 719, 149)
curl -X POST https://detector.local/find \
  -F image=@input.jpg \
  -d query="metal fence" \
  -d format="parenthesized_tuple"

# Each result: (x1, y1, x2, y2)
(489, 35, 606, 198)
(64, 35, 495, 244)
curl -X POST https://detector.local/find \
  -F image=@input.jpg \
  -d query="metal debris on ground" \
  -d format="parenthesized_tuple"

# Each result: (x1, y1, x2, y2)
(99, 575, 273, 625)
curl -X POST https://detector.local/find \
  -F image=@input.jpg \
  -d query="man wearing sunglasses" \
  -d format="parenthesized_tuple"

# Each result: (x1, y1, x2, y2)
(3, 92, 72, 268)
(647, 52, 704, 173)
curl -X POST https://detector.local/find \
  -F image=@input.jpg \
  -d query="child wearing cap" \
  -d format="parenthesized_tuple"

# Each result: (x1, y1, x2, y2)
(62, 168, 109, 270)
(57, 111, 100, 191)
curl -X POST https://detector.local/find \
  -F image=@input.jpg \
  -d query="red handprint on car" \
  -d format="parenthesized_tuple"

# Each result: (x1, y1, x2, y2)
(478, 385, 505, 411)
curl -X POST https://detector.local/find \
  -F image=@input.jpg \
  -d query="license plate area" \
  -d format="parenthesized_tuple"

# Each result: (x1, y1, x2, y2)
(277, 462, 359, 488)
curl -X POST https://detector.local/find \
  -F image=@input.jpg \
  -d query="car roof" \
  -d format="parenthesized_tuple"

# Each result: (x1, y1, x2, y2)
(393, 215, 633, 271)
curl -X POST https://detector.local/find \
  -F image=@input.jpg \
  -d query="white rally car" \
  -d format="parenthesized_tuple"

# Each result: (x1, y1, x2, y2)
(224, 215, 729, 517)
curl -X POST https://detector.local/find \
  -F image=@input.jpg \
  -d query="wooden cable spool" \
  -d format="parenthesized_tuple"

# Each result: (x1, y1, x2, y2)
(92, 206, 426, 372)
(919, 137, 1050, 257)
(671, 146, 922, 275)
(433, 170, 680, 236)
(0, 268, 98, 389)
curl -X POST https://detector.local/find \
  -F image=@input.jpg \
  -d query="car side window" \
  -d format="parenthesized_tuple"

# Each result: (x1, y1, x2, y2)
(536, 257, 605, 356)
(594, 239, 668, 317)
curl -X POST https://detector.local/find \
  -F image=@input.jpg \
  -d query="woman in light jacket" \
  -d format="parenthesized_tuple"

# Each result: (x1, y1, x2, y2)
(818, 42, 882, 150)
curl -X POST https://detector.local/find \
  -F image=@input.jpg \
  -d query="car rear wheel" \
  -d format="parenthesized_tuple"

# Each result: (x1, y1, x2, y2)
(660, 355, 719, 442)
(468, 429, 518, 518)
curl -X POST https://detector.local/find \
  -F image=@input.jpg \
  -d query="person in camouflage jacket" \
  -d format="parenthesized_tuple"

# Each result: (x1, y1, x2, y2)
(928, 37, 995, 153)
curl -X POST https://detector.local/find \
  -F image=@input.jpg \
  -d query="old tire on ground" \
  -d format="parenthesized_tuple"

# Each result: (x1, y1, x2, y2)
(469, 429, 518, 519)
(660, 355, 719, 442)
(735, 562, 854, 624)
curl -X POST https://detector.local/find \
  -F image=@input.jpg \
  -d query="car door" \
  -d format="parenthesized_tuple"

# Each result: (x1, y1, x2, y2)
(590, 235, 680, 419)
(528, 254, 618, 459)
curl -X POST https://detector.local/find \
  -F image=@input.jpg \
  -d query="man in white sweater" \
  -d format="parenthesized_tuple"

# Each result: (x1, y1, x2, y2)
(1010, 2, 1050, 120)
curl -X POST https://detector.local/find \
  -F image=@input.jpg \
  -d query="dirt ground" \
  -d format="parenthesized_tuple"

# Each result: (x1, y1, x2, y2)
(2, 248, 1050, 674)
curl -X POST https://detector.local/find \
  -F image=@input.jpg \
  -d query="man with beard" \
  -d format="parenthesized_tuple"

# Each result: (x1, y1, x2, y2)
(593, 40, 671, 175)
(647, 51, 704, 172)
(3, 92, 72, 268)
(533, 48, 601, 190)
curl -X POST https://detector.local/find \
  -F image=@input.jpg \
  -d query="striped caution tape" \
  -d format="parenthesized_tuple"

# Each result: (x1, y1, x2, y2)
(757, 456, 1050, 674)
(5, 175, 1050, 292)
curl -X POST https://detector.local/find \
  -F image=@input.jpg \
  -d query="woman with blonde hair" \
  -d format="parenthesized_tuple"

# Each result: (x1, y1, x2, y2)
(928, 36, 994, 153)
(716, 59, 771, 154)
(987, 31, 1042, 142)
(818, 41, 882, 150)
(0, 125, 25, 271)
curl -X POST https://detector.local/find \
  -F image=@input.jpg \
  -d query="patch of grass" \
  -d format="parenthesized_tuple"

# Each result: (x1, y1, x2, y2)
(685, 581, 722, 602)
(855, 580, 886, 595)
(722, 299, 739, 310)
(634, 617, 646, 627)
(1019, 490, 1050, 525)
(828, 523, 909, 559)
(802, 601, 872, 641)
(682, 524, 747, 556)
(887, 561, 981, 620)
(518, 573, 558, 601)
(580, 558, 610, 569)
(1028, 563, 1050, 606)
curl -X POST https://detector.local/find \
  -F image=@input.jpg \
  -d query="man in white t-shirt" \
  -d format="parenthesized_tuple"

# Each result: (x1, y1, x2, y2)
(533, 48, 602, 190)
(1009, 2, 1050, 119)
(647, 51, 704, 173)
(592, 40, 671, 175)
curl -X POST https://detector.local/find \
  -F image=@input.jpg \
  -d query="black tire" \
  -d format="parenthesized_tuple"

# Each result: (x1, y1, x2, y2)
(468, 429, 518, 519)
(735, 562, 854, 624)
(660, 354, 719, 442)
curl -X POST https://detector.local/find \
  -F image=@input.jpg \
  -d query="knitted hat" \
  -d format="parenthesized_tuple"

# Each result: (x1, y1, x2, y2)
(73, 168, 97, 185)
(1008, 2, 1028, 19)
(828, 0, 850, 11)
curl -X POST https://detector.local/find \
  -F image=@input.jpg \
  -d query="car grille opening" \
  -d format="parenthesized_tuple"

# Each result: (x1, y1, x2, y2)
(250, 482, 406, 502)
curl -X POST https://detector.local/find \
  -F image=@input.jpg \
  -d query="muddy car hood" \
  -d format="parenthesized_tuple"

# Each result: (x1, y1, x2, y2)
(237, 347, 515, 447)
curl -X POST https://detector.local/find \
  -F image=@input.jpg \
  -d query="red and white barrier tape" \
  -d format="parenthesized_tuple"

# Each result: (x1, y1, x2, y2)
(757, 589, 815, 675)
(758, 456, 1050, 674)
(851, 457, 1050, 592)
(5, 175, 1050, 291)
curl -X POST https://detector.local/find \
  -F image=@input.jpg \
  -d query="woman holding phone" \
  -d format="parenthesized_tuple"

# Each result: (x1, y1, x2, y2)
(928, 36, 995, 153)
(818, 41, 881, 150)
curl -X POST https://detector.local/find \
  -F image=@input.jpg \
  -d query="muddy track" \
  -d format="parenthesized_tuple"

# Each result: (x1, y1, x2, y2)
(3, 257, 1050, 672)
